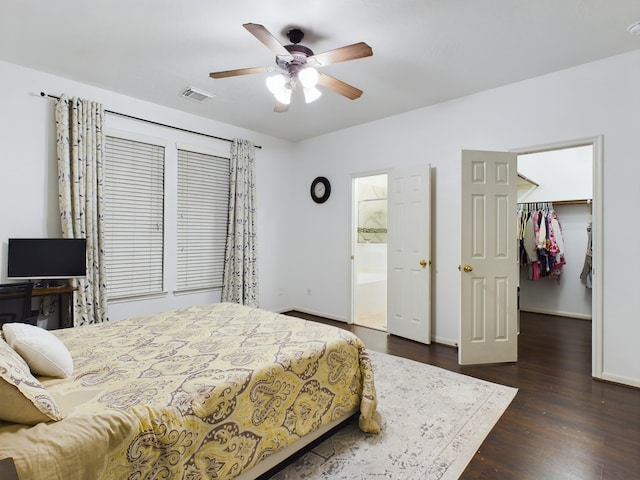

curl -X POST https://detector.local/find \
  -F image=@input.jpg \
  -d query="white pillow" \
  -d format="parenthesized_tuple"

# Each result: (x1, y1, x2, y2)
(2, 323, 73, 378)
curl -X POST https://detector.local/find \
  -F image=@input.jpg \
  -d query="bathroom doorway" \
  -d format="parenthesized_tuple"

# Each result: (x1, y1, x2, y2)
(351, 173, 388, 331)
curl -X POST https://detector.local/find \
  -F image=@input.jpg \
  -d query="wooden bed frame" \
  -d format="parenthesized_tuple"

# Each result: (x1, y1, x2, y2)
(237, 409, 359, 479)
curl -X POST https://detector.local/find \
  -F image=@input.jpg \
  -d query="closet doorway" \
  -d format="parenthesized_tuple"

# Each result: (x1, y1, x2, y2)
(351, 173, 388, 331)
(514, 137, 603, 378)
(517, 145, 593, 319)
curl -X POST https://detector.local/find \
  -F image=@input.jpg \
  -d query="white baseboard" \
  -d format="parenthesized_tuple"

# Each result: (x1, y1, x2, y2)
(281, 307, 459, 348)
(600, 371, 640, 389)
(432, 336, 458, 347)
(271, 306, 295, 314)
(520, 307, 592, 320)
(288, 307, 349, 323)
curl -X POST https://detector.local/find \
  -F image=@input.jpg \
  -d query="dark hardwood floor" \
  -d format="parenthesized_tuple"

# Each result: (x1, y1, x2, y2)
(284, 310, 640, 480)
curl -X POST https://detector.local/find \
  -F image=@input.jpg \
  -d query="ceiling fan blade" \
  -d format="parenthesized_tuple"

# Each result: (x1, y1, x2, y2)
(273, 80, 296, 112)
(317, 73, 363, 100)
(243, 23, 291, 57)
(209, 66, 271, 79)
(274, 101, 290, 113)
(309, 42, 373, 66)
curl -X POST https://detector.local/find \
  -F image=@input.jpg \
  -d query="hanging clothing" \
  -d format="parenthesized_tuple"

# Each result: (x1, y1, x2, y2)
(522, 215, 537, 263)
(580, 222, 593, 288)
(517, 202, 566, 281)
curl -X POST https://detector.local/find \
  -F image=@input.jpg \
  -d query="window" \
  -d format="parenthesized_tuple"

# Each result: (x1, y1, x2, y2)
(176, 148, 229, 291)
(104, 136, 165, 299)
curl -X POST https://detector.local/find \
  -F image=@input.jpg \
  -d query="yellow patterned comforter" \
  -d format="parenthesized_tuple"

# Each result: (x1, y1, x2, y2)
(0, 302, 379, 479)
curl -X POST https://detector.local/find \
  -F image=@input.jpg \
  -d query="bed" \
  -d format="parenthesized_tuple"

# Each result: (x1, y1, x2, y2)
(0, 302, 379, 479)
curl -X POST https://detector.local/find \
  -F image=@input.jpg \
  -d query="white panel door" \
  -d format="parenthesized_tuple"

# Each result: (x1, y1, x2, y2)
(387, 164, 431, 343)
(459, 150, 518, 364)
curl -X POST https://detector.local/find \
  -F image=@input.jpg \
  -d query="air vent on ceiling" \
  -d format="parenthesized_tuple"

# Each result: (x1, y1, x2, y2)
(180, 86, 215, 103)
(628, 21, 640, 36)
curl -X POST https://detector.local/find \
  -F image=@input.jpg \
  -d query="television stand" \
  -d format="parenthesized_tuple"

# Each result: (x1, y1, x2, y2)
(32, 284, 77, 329)
(34, 279, 66, 289)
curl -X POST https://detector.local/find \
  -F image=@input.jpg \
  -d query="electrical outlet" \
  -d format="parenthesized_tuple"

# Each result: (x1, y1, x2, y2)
(307, 288, 311, 296)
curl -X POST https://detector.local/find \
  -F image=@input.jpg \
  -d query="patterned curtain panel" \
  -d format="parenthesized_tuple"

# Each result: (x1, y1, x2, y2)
(221, 139, 259, 306)
(55, 94, 109, 326)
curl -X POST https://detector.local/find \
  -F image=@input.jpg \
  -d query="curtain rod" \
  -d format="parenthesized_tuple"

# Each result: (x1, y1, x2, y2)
(40, 92, 262, 149)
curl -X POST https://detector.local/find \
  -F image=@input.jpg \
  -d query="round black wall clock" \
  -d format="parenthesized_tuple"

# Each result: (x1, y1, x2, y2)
(310, 176, 331, 204)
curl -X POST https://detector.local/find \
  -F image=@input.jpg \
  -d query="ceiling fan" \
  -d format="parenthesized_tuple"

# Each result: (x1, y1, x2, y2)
(209, 23, 373, 112)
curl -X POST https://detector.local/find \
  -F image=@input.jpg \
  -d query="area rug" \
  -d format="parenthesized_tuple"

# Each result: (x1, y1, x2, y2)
(269, 350, 517, 480)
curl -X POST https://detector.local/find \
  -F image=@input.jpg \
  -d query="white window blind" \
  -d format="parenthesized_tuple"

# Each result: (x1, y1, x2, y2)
(104, 136, 165, 299)
(177, 149, 229, 291)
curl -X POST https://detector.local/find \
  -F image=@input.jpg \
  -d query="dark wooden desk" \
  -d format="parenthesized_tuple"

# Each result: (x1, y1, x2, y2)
(32, 284, 76, 329)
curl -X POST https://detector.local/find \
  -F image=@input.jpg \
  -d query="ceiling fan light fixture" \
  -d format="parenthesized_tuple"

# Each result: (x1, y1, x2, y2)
(298, 67, 319, 88)
(273, 84, 293, 105)
(266, 73, 287, 95)
(303, 86, 322, 104)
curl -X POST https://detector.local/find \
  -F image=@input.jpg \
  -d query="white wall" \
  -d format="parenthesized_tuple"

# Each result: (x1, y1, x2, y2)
(518, 145, 593, 203)
(291, 50, 640, 387)
(0, 60, 296, 320)
(2, 49, 639, 388)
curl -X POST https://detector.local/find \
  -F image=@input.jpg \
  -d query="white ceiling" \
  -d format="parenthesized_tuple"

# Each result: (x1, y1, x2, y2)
(2, 1, 640, 142)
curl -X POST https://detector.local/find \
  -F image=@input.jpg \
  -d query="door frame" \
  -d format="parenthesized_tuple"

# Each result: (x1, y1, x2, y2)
(350, 169, 391, 326)
(511, 135, 603, 379)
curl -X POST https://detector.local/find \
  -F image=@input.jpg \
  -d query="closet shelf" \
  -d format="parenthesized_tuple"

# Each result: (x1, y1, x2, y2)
(517, 173, 540, 187)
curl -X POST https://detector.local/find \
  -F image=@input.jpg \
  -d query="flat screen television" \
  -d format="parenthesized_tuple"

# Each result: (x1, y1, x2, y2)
(7, 238, 87, 281)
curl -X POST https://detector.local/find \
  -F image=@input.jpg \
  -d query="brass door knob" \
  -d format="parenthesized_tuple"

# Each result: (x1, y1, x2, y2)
(462, 264, 473, 272)
(419, 259, 428, 267)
